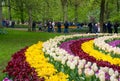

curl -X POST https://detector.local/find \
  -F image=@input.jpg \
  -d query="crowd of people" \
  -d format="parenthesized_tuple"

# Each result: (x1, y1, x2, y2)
(1, 19, 119, 34)
(2, 19, 15, 28)
(87, 21, 119, 34)
(33, 20, 120, 34)
(32, 20, 70, 33)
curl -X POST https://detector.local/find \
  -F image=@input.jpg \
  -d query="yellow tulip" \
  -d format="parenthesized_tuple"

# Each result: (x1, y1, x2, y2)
(25, 41, 68, 80)
(81, 40, 120, 66)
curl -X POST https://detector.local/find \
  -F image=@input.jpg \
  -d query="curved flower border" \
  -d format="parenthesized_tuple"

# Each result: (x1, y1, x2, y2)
(3, 33, 120, 81)
(25, 41, 68, 81)
(94, 35, 120, 55)
(43, 34, 120, 81)
(82, 40, 120, 66)
(3, 42, 68, 81)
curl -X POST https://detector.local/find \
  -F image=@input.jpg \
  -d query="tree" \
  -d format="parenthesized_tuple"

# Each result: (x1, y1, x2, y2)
(74, 0, 80, 23)
(12, 0, 25, 24)
(104, 0, 109, 21)
(8, 0, 11, 20)
(1, 0, 120, 30)
(61, 0, 68, 22)
(0, 0, 3, 27)
(2, 0, 12, 20)
(99, 0, 105, 32)
(116, 0, 120, 12)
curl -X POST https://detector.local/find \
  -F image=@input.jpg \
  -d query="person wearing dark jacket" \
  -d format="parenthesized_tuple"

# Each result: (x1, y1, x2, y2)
(32, 21, 36, 31)
(88, 22, 93, 33)
(57, 21, 62, 33)
(107, 21, 112, 33)
(114, 22, 119, 33)
(64, 21, 69, 33)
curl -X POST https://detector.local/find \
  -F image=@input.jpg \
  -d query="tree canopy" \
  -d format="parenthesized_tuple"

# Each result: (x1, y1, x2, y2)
(0, 0, 120, 31)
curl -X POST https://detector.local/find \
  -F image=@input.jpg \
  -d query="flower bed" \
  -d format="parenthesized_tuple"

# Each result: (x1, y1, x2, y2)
(3, 34, 120, 81)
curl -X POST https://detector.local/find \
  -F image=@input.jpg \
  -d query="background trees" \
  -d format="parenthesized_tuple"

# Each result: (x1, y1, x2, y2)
(0, 0, 120, 31)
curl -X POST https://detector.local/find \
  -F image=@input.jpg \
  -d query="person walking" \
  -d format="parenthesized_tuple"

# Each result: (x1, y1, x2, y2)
(52, 21, 55, 32)
(47, 21, 53, 32)
(32, 21, 36, 31)
(106, 21, 112, 33)
(64, 21, 69, 33)
(38, 22, 42, 31)
(103, 22, 107, 33)
(114, 22, 119, 33)
(88, 22, 93, 33)
(57, 21, 61, 33)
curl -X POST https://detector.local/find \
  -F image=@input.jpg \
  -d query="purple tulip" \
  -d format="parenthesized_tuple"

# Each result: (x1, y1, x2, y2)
(108, 40, 120, 47)
(3, 78, 12, 81)
(119, 77, 120, 81)
(105, 72, 110, 80)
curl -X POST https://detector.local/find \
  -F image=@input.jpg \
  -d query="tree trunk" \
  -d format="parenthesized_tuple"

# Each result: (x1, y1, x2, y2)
(74, 5, 78, 23)
(61, 0, 68, 22)
(42, 4, 46, 24)
(20, 10, 24, 24)
(99, 0, 105, 33)
(28, 9, 32, 31)
(8, 0, 12, 20)
(0, 0, 2, 27)
(105, 0, 109, 21)
(117, 0, 120, 12)
(64, 4, 68, 22)
(45, 0, 50, 20)
(20, 2, 24, 24)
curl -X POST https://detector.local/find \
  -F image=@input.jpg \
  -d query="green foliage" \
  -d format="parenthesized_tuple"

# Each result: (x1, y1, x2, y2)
(109, 13, 120, 22)
(2, 0, 120, 23)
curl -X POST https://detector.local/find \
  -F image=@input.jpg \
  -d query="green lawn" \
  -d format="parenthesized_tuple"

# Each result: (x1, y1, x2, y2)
(0, 28, 62, 80)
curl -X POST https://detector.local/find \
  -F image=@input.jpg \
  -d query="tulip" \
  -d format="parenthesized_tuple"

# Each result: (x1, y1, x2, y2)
(3, 78, 12, 81)
(109, 68, 114, 76)
(99, 75, 105, 81)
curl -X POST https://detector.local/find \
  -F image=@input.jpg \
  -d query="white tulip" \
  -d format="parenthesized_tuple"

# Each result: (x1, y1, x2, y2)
(92, 65, 98, 72)
(81, 59, 86, 64)
(114, 71, 119, 76)
(72, 60, 78, 65)
(100, 67, 109, 72)
(84, 68, 90, 76)
(78, 62, 84, 69)
(74, 56, 80, 60)
(56, 56, 62, 62)
(89, 69, 94, 76)
(61, 60, 66, 65)
(99, 75, 105, 81)
(78, 68, 82, 75)
(98, 70, 105, 77)
(110, 75, 118, 81)
(87, 62, 91, 66)
(84, 68, 94, 77)
(70, 64, 75, 70)
(68, 55, 74, 60)
(67, 61, 71, 67)
(109, 68, 114, 76)
(85, 64, 89, 68)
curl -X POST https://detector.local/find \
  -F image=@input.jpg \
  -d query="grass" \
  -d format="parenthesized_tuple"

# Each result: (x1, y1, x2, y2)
(0, 28, 62, 80)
